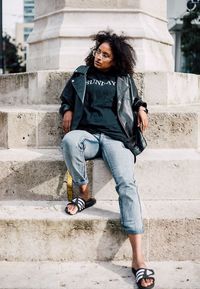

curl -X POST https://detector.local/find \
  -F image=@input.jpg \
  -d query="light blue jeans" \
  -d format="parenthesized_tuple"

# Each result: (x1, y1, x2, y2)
(61, 130, 144, 234)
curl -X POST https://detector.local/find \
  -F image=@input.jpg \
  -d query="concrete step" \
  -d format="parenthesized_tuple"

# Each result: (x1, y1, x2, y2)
(0, 71, 70, 105)
(146, 104, 200, 149)
(0, 148, 200, 201)
(0, 200, 199, 262)
(94, 148, 200, 201)
(142, 71, 200, 105)
(0, 71, 199, 106)
(0, 104, 200, 149)
(0, 148, 66, 201)
(0, 260, 199, 289)
(0, 105, 63, 149)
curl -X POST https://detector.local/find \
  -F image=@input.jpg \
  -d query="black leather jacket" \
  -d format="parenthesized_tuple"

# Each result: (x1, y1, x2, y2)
(59, 65, 147, 157)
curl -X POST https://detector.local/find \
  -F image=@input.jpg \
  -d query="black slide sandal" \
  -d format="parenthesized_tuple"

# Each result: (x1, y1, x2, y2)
(65, 197, 96, 215)
(132, 267, 155, 289)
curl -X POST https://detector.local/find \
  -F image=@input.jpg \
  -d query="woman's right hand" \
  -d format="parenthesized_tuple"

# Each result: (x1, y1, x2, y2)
(62, 110, 73, 133)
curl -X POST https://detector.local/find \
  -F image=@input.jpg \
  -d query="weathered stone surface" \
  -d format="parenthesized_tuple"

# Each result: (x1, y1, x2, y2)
(136, 149, 200, 200)
(146, 111, 199, 149)
(0, 73, 29, 104)
(28, 71, 70, 105)
(0, 161, 66, 201)
(145, 200, 200, 261)
(93, 149, 200, 201)
(28, 0, 173, 72)
(35, 0, 167, 17)
(143, 72, 200, 105)
(0, 112, 7, 148)
(0, 200, 199, 261)
(0, 105, 199, 149)
(1, 72, 200, 106)
(0, 201, 135, 261)
(37, 111, 63, 147)
(0, 260, 199, 289)
(0, 72, 70, 105)
(0, 106, 62, 148)
(0, 149, 66, 201)
(149, 218, 200, 261)
(0, 148, 200, 201)
(7, 112, 37, 148)
(0, 149, 93, 201)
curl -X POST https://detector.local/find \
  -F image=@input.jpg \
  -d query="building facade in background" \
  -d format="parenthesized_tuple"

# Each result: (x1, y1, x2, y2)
(15, 0, 34, 61)
(24, 0, 34, 41)
(167, 0, 187, 72)
(24, 0, 34, 23)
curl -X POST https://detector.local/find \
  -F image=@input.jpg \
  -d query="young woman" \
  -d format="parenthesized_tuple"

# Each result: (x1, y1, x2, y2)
(60, 30, 155, 289)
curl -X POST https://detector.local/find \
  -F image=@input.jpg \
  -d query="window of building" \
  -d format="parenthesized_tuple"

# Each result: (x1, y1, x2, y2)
(24, 0, 34, 5)
(24, 0, 35, 23)
(24, 27, 33, 42)
(24, 16, 34, 23)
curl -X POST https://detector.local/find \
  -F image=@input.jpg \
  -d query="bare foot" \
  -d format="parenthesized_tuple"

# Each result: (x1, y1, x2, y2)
(66, 181, 95, 216)
(132, 261, 154, 288)
(66, 202, 79, 215)
(66, 183, 92, 215)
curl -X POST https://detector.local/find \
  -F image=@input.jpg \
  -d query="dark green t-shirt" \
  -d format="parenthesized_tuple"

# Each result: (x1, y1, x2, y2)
(78, 66, 127, 141)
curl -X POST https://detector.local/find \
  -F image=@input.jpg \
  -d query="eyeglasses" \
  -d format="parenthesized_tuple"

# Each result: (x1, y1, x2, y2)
(92, 49, 113, 60)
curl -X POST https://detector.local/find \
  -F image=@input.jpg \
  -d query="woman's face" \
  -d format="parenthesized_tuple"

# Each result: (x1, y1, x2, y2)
(93, 42, 114, 71)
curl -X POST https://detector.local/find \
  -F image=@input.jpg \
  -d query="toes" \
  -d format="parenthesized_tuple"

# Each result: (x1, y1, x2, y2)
(141, 278, 154, 287)
(66, 204, 78, 215)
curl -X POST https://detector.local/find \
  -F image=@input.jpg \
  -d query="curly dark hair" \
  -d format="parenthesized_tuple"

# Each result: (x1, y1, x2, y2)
(85, 30, 137, 75)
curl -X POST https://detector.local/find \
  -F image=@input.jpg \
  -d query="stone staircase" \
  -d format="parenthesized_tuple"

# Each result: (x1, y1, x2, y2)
(0, 71, 200, 289)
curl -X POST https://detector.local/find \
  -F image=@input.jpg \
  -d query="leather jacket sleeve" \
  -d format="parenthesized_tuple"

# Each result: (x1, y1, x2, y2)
(59, 75, 75, 117)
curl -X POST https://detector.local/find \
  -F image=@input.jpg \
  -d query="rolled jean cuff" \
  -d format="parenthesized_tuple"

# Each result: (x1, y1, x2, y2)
(125, 228, 144, 235)
(73, 179, 88, 186)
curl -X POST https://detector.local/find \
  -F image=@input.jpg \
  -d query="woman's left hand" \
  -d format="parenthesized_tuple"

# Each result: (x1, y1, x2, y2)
(137, 107, 148, 133)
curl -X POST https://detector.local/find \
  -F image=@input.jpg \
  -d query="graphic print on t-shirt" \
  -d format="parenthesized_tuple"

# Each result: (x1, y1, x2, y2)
(86, 79, 116, 86)
(85, 75, 116, 108)
(78, 66, 127, 141)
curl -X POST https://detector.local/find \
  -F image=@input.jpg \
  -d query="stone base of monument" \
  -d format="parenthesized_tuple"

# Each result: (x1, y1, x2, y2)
(0, 198, 199, 262)
(27, 0, 174, 72)
(0, 70, 200, 288)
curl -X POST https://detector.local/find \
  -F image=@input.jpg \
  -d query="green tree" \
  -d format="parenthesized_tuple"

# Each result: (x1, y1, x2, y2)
(181, 5, 200, 74)
(3, 34, 26, 73)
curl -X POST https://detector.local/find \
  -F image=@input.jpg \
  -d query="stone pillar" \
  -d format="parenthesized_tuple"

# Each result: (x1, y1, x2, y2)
(27, 0, 174, 72)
